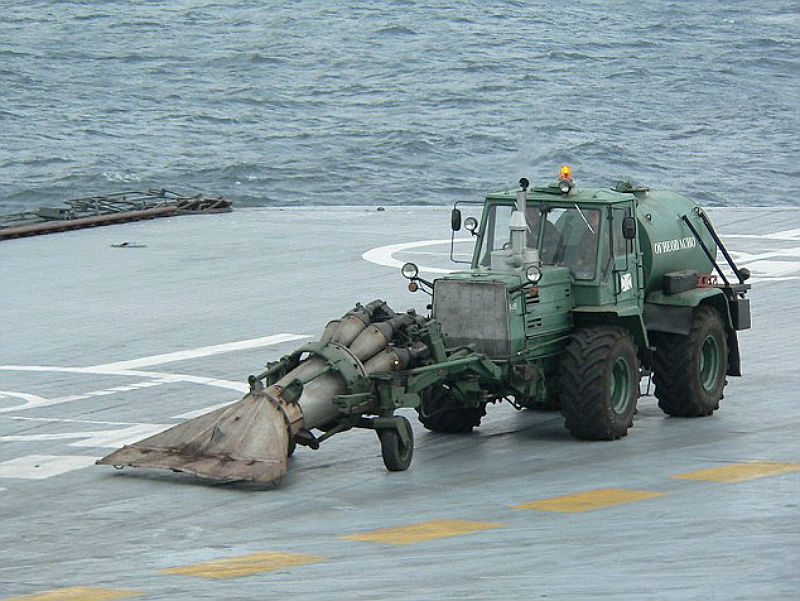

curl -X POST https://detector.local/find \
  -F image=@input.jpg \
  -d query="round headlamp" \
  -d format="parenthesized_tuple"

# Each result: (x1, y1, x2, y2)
(526, 265, 543, 284)
(401, 262, 419, 280)
(464, 216, 478, 233)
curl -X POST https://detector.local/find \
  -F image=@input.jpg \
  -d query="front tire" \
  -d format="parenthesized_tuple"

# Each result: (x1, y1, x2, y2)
(378, 416, 414, 471)
(652, 305, 727, 417)
(416, 384, 486, 433)
(560, 326, 639, 440)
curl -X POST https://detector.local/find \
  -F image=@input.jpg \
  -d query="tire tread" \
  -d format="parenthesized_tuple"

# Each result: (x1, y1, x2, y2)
(652, 306, 727, 417)
(559, 326, 639, 440)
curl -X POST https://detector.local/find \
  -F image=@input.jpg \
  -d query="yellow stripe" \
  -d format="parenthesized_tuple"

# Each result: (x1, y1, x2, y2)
(3, 587, 139, 601)
(342, 519, 505, 545)
(162, 551, 326, 579)
(671, 461, 800, 483)
(513, 488, 666, 513)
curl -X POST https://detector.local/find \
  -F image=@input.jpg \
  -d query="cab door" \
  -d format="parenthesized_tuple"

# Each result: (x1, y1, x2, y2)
(611, 203, 642, 307)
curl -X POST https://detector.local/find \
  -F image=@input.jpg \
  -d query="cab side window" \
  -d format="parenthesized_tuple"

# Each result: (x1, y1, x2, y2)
(559, 207, 601, 280)
(479, 204, 513, 266)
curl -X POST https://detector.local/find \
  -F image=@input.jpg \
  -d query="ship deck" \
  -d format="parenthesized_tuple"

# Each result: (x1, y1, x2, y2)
(1, 206, 799, 601)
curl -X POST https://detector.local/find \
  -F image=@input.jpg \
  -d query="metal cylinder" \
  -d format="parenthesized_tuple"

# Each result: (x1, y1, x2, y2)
(295, 372, 348, 428)
(328, 314, 369, 346)
(319, 319, 340, 343)
(636, 191, 717, 293)
(363, 346, 411, 374)
(348, 323, 392, 360)
(277, 303, 425, 434)
(274, 357, 328, 389)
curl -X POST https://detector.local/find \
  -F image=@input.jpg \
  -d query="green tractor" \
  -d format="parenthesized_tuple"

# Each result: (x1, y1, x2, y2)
(99, 168, 752, 486)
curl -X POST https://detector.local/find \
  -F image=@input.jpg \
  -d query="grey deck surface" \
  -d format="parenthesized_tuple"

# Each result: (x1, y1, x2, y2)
(1, 206, 799, 601)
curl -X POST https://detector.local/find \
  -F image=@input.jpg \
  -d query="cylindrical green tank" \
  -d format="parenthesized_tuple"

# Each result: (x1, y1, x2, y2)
(636, 190, 717, 294)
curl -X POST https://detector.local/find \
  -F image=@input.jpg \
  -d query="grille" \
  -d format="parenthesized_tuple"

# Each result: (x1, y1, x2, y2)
(433, 279, 510, 358)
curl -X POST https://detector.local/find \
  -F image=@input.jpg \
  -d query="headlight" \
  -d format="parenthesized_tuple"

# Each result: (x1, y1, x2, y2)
(401, 262, 419, 280)
(464, 216, 478, 233)
(526, 265, 542, 284)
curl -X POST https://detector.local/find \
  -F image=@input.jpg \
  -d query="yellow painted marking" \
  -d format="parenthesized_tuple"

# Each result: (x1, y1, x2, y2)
(513, 488, 666, 513)
(3, 587, 139, 601)
(162, 551, 326, 579)
(342, 519, 504, 545)
(670, 461, 800, 483)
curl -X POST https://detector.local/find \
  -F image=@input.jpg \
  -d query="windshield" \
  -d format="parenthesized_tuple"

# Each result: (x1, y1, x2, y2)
(478, 203, 600, 280)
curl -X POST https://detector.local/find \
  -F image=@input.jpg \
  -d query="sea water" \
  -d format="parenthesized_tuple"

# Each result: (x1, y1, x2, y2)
(1, 1, 798, 210)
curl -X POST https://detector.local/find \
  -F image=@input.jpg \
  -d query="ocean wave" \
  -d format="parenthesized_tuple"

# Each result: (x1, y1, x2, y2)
(375, 26, 418, 37)
(0, 0, 797, 209)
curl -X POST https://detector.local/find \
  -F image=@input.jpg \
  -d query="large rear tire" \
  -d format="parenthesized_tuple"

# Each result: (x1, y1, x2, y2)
(652, 305, 727, 417)
(416, 384, 486, 433)
(560, 326, 639, 440)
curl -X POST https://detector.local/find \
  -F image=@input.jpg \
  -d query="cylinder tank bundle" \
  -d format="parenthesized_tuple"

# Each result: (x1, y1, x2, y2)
(282, 300, 427, 432)
(96, 300, 428, 486)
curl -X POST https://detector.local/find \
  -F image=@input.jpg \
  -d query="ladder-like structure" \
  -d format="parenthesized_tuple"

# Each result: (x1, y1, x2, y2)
(0, 189, 231, 240)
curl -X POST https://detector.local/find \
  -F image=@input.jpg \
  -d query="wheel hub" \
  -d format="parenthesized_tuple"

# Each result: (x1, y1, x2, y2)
(610, 357, 631, 413)
(699, 334, 721, 391)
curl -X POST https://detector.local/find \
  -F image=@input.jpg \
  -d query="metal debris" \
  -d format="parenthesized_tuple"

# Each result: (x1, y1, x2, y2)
(0, 189, 232, 240)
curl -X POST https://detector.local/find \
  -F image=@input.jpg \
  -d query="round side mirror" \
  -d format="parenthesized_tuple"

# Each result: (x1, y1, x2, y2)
(451, 208, 462, 231)
(622, 216, 637, 240)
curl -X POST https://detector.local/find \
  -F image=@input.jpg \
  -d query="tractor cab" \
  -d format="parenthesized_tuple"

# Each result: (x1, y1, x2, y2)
(473, 201, 603, 281)
(451, 168, 642, 310)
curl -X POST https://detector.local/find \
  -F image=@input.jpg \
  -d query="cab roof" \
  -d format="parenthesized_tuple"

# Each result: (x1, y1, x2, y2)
(486, 183, 637, 205)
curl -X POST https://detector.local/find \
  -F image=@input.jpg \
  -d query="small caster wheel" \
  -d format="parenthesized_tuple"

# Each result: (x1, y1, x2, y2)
(377, 416, 414, 471)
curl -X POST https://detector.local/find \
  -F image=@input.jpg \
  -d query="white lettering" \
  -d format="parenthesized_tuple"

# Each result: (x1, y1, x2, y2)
(653, 237, 697, 255)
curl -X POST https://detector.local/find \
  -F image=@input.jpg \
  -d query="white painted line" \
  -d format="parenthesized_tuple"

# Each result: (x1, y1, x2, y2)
(732, 246, 800, 263)
(0, 390, 49, 406)
(0, 424, 169, 448)
(0, 455, 98, 480)
(0, 366, 251, 389)
(174, 399, 239, 419)
(0, 334, 306, 412)
(3, 416, 144, 427)
(722, 228, 800, 241)
(362, 238, 472, 274)
(0, 365, 108, 374)
(86, 390, 116, 397)
(0, 368, 250, 413)
(743, 260, 800, 278)
(69, 424, 170, 448)
(0, 379, 173, 413)
(141, 371, 250, 393)
(724, 247, 800, 282)
(1, 432, 104, 443)
(85, 333, 310, 371)
(410, 250, 471, 258)
(131, 381, 164, 389)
